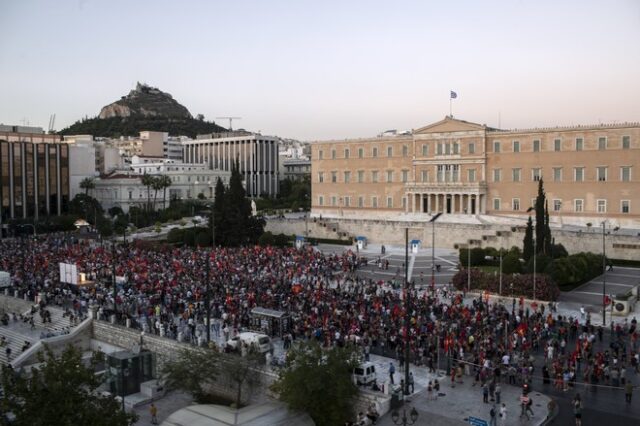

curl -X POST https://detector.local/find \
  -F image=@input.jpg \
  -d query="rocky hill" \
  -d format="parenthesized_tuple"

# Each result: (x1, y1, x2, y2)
(98, 83, 192, 119)
(59, 83, 227, 138)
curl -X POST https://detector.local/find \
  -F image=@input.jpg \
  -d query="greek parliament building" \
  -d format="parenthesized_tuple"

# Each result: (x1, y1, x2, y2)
(0, 129, 70, 222)
(311, 116, 640, 225)
(182, 132, 279, 197)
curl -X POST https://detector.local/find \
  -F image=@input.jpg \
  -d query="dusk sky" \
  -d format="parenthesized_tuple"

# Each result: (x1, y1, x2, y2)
(1, 0, 639, 140)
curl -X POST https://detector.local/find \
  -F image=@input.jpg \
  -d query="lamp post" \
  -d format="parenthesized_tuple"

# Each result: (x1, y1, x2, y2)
(429, 213, 442, 291)
(404, 228, 410, 396)
(498, 231, 503, 296)
(467, 240, 473, 293)
(391, 407, 419, 426)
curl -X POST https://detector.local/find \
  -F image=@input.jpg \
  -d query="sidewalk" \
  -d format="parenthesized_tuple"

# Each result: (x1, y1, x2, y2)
(364, 353, 552, 426)
(376, 376, 552, 426)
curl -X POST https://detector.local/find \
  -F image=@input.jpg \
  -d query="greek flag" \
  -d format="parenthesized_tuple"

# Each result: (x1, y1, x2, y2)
(450, 91, 457, 99)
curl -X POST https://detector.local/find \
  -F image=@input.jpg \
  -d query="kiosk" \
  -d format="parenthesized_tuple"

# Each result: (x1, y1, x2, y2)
(410, 239, 421, 254)
(355, 236, 367, 251)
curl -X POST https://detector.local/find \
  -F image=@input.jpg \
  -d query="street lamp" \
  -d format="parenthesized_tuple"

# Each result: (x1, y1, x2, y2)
(466, 240, 474, 293)
(602, 221, 620, 326)
(429, 213, 442, 292)
(403, 228, 410, 396)
(391, 407, 419, 426)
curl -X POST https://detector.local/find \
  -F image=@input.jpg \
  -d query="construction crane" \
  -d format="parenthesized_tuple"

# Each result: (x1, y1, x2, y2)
(215, 116, 242, 131)
(48, 114, 56, 133)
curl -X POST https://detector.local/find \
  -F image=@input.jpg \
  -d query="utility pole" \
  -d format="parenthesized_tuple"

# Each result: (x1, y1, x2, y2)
(404, 228, 410, 395)
(602, 221, 606, 327)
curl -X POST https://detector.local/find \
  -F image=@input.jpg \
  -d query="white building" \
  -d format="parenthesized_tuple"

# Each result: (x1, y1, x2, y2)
(93, 160, 231, 213)
(183, 132, 279, 197)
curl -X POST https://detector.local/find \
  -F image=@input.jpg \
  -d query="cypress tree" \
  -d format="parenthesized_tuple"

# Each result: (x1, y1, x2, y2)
(213, 177, 226, 246)
(523, 216, 534, 261)
(544, 200, 552, 255)
(535, 179, 546, 254)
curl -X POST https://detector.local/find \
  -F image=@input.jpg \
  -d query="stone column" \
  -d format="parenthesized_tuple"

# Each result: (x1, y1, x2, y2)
(468, 194, 472, 214)
(435, 193, 440, 213)
(419, 193, 424, 213)
(411, 192, 416, 213)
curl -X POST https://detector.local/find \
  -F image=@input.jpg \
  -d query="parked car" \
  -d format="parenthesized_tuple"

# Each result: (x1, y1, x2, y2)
(226, 332, 273, 355)
(353, 361, 376, 385)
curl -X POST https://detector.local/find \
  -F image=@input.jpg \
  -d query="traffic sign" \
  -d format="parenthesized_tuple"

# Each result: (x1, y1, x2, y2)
(468, 416, 488, 426)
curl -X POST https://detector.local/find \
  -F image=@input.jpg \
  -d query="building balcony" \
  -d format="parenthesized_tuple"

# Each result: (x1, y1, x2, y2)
(404, 181, 487, 193)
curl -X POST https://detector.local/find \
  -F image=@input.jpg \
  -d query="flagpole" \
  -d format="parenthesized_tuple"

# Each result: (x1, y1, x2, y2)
(449, 97, 452, 117)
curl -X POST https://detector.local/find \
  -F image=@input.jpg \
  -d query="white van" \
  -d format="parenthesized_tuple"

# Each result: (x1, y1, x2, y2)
(353, 362, 376, 385)
(226, 332, 273, 355)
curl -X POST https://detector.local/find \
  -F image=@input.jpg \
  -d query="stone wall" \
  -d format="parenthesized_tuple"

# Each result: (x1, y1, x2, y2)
(266, 218, 639, 260)
(0, 293, 36, 315)
(92, 320, 275, 404)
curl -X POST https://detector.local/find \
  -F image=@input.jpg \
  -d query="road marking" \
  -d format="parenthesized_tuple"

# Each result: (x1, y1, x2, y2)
(605, 273, 640, 279)
(588, 281, 635, 287)
(574, 291, 608, 296)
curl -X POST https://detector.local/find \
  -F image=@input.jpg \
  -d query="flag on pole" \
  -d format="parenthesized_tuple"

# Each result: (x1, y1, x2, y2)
(450, 91, 458, 99)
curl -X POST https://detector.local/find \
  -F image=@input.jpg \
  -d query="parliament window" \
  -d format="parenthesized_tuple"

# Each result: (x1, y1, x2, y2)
(468, 169, 476, 182)
(513, 141, 520, 153)
(422, 144, 429, 156)
(402, 170, 409, 182)
(357, 170, 364, 183)
(532, 168, 542, 181)
(344, 171, 351, 183)
(387, 170, 393, 183)
(358, 196, 364, 208)
(512, 168, 521, 182)
(468, 142, 475, 154)
(575, 138, 583, 151)
(493, 169, 501, 182)
(318, 172, 324, 183)
(387, 196, 393, 208)
(597, 167, 607, 182)
(402, 145, 408, 157)
(512, 198, 520, 211)
(387, 146, 393, 157)
(358, 148, 364, 158)
(372, 171, 378, 183)
(553, 167, 562, 182)
(372, 197, 378, 208)
(554, 139, 561, 152)
(597, 199, 607, 213)
(574, 199, 583, 212)
(372, 147, 378, 158)
(318, 196, 324, 206)
(622, 136, 630, 149)
(553, 199, 562, 211)
(621, 200, 630, 214)
(493, 198, 501, 210)
(493, 141, 500, 153)
(331, 149, 336, 159)
(598, 137, 607, 150)
(621, 166, 631, 182)
(574, 167, 584, 182)
(344, 148, 350, 159)
(533, 140, 540, 152)
(331, 171, 337, 183)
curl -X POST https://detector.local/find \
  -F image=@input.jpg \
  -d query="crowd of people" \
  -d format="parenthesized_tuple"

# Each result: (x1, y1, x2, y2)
(1, 233, 639, 424)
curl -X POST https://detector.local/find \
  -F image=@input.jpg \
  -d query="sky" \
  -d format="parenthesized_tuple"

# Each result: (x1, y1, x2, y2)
(1, 0, 639, 140)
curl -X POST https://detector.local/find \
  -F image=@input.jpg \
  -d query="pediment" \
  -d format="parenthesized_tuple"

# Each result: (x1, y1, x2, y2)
(414, 116, 487, 134)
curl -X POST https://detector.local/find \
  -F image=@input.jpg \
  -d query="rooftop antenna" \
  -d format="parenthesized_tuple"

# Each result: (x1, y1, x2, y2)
(216, 117, 242, 131)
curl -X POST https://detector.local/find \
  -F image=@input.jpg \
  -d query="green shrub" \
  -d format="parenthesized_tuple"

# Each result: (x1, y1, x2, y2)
(258, 231, 275, 246)
(167, 228, 185, 244)
(502, 253, 522, 274)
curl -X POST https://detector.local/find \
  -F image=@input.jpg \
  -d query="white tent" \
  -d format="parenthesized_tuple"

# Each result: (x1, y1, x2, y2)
(161, 402, 314, 426)
(0, 271, 10, 288)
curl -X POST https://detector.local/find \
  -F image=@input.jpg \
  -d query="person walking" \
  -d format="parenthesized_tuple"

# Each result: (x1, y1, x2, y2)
(489, 405, 497, 426)
(408, 372, 415, 394)
(150, 403, 158, 425)
(389, 362, 395, 385)
(499, 403, 507, 426)
(495, 383, 501, 404)
(573, 394, 582, 426)
(625, 382, 633, 403)
(483, 383, 489, 403)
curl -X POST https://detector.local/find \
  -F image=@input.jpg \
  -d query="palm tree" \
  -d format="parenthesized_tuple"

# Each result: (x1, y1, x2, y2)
(158, 175, 172, 209)
(140, 173, 154, 211)
(79, 177, 95, 196)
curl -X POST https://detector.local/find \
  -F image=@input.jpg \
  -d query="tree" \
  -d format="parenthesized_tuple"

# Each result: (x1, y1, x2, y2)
(161, 347, 220, 403)
(544, 200, 552, 255)
(221, 350, 263, 407)
(523, 216, 534, 261)
(534, 179, 546, 254)
(272, 341, 359, 426)
(213, 177, 226, 246)
(141, 173, 154, 212)
(0, 345, 137, 426)
(79, 177, 95, 195)
(69, 193, 103, 224)
(156, 175, 172, 209)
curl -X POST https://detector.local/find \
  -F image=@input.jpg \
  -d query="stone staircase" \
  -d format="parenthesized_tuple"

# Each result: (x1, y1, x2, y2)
(0, 327, 36, 365)
(31, 306, 73, 332)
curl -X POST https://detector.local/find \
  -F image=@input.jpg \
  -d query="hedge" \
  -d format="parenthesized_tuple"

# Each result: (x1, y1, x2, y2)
(452, 268, 560, 301)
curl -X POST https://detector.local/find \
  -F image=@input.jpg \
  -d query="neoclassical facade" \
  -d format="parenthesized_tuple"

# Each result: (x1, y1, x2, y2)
(311, 117, 640, 224)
